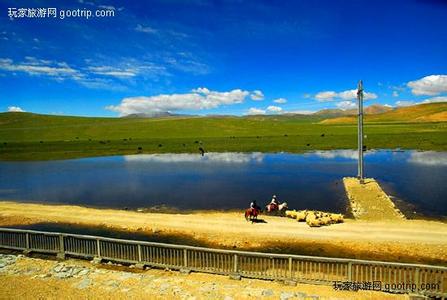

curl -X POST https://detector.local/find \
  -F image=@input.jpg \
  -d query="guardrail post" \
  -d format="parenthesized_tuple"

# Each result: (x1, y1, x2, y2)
(289, 257, 293, 278)
(233, 254, 238, 273)
(23, 232, 31, 255)
(228, 254, 241, 280)
(57, 234, 65, 260)
(179, 248, 191, 274)
(96, 239, 101, 257)
(135, 244, 146, 270)
(414, 267, 420, 292)
(283, 256, 298, 286)
(138, 244, 142, 262)
(91, 238, 102, 264)
(348, 261, 352, 282)
(25, 233, 30, 249)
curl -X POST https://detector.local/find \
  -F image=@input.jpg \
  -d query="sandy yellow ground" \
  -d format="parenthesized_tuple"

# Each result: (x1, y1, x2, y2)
(0, 201, 446, 265)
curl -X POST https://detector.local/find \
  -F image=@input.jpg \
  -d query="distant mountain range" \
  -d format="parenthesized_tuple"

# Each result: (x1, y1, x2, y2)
(2, 103, 445, 124)
(121, 103, 394, 119)
(123, 112, 184, 118)
(320, 102, 447, 124)
(313, 104, 393, 118)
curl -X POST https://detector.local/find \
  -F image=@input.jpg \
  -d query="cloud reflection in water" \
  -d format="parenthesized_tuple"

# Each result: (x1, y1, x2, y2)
(408, 151, 447, 166)
(123, 152, 265, 164)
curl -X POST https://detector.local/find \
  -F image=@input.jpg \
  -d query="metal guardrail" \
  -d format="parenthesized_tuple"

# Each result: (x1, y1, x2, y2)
(0, 227, 445, 297)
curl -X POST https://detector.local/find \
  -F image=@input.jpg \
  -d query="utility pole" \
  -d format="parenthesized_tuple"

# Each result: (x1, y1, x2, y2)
(357, 80, 364, 183)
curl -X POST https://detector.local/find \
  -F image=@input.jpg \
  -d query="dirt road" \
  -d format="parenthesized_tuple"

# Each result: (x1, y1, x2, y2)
(0, 201, 446, 265)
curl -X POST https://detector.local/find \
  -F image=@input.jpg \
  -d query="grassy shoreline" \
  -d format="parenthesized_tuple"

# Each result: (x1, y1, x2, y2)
(1, 111, 446, 161)
(1, 132, 446, 161)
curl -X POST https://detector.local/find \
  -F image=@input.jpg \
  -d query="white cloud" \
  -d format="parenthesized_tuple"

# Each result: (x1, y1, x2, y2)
(135, 24, 157, 34)
(245, 105, 283, 115)
(394, 96, 447, 107)
(7, 106, 25, 112)
(76, 77, 128, 91)
(0, 57, 169, 90)
(336, 101, 356, 110)
(315, 91, 337, 102)
(395, 100, 415, 107)
(407, 75, 447, 96)
(97, 5, 116, 10)
(246, 107, 266, 115)
(107, 88, 250, 116)
(338, 89, 378, 100)
(392, 91, 399, 97)
(78, 0, 95, 6)
(165, 56, 209, 75)
(266, 105, 283, 113)
(337, 90, 357, 100)
(421, 96, 447, 104)
(0, 54, 207, 91)
(250, 90, 264, 101)
(273, 98, 287, 104)
(88, 66, 137, 78)
(0, 57, 79, 78)
(315, 89, 377, 102)
(389, 85, 406, 92)
(283, 110, 315, 115)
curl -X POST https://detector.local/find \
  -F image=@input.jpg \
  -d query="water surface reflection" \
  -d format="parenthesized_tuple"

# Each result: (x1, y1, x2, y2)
(0, 150, 445, 217)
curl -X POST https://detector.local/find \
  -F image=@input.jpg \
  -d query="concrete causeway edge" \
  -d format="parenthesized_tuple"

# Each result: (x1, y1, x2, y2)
(343, 177, 406, 221)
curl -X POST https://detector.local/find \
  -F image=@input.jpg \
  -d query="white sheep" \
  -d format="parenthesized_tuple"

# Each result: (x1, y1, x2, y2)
(305, 212, 322, 227)
(319, 215, 332, 226)
(285, 210, 298, 219)
(295, 210, 308, 222)
(329, 213, 344, 223)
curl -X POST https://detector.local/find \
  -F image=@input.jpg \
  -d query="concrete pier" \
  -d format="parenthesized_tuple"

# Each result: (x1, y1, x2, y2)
(343, 177, 406, 221)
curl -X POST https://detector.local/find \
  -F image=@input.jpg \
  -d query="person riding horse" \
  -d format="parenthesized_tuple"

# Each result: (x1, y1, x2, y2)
(245, 200, 261, 221)
(269, 195, 279, 209)
(250, 200, 260, 212)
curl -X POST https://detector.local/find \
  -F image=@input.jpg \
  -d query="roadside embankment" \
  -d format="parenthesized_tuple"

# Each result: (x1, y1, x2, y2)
(0, 253, 406, 299)
(343, 177, 406, 221)
(1, 201, 446, 265)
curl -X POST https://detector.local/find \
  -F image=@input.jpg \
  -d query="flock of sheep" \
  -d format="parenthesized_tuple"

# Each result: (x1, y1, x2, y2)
(285, 210, 344, 227)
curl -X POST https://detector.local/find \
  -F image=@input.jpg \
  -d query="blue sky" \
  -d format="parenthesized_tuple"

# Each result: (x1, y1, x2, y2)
(0, 0, 446, 116)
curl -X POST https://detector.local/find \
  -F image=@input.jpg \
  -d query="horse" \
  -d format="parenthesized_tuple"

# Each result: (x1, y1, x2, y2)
(265, 202, 288, 215)
(245, 207, 260, 222)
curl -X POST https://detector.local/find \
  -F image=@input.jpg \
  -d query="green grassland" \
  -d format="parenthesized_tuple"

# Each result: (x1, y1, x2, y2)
(0, 103, 446, 160)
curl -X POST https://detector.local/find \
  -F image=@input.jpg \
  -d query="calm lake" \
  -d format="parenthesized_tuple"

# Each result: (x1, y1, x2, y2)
(0, 150, 446, 218)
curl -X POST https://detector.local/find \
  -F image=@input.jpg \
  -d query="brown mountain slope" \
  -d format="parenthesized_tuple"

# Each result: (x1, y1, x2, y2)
(364, 104, 393, 115)
(320, 102, 447, 124)
(314, 104, 392, 118)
